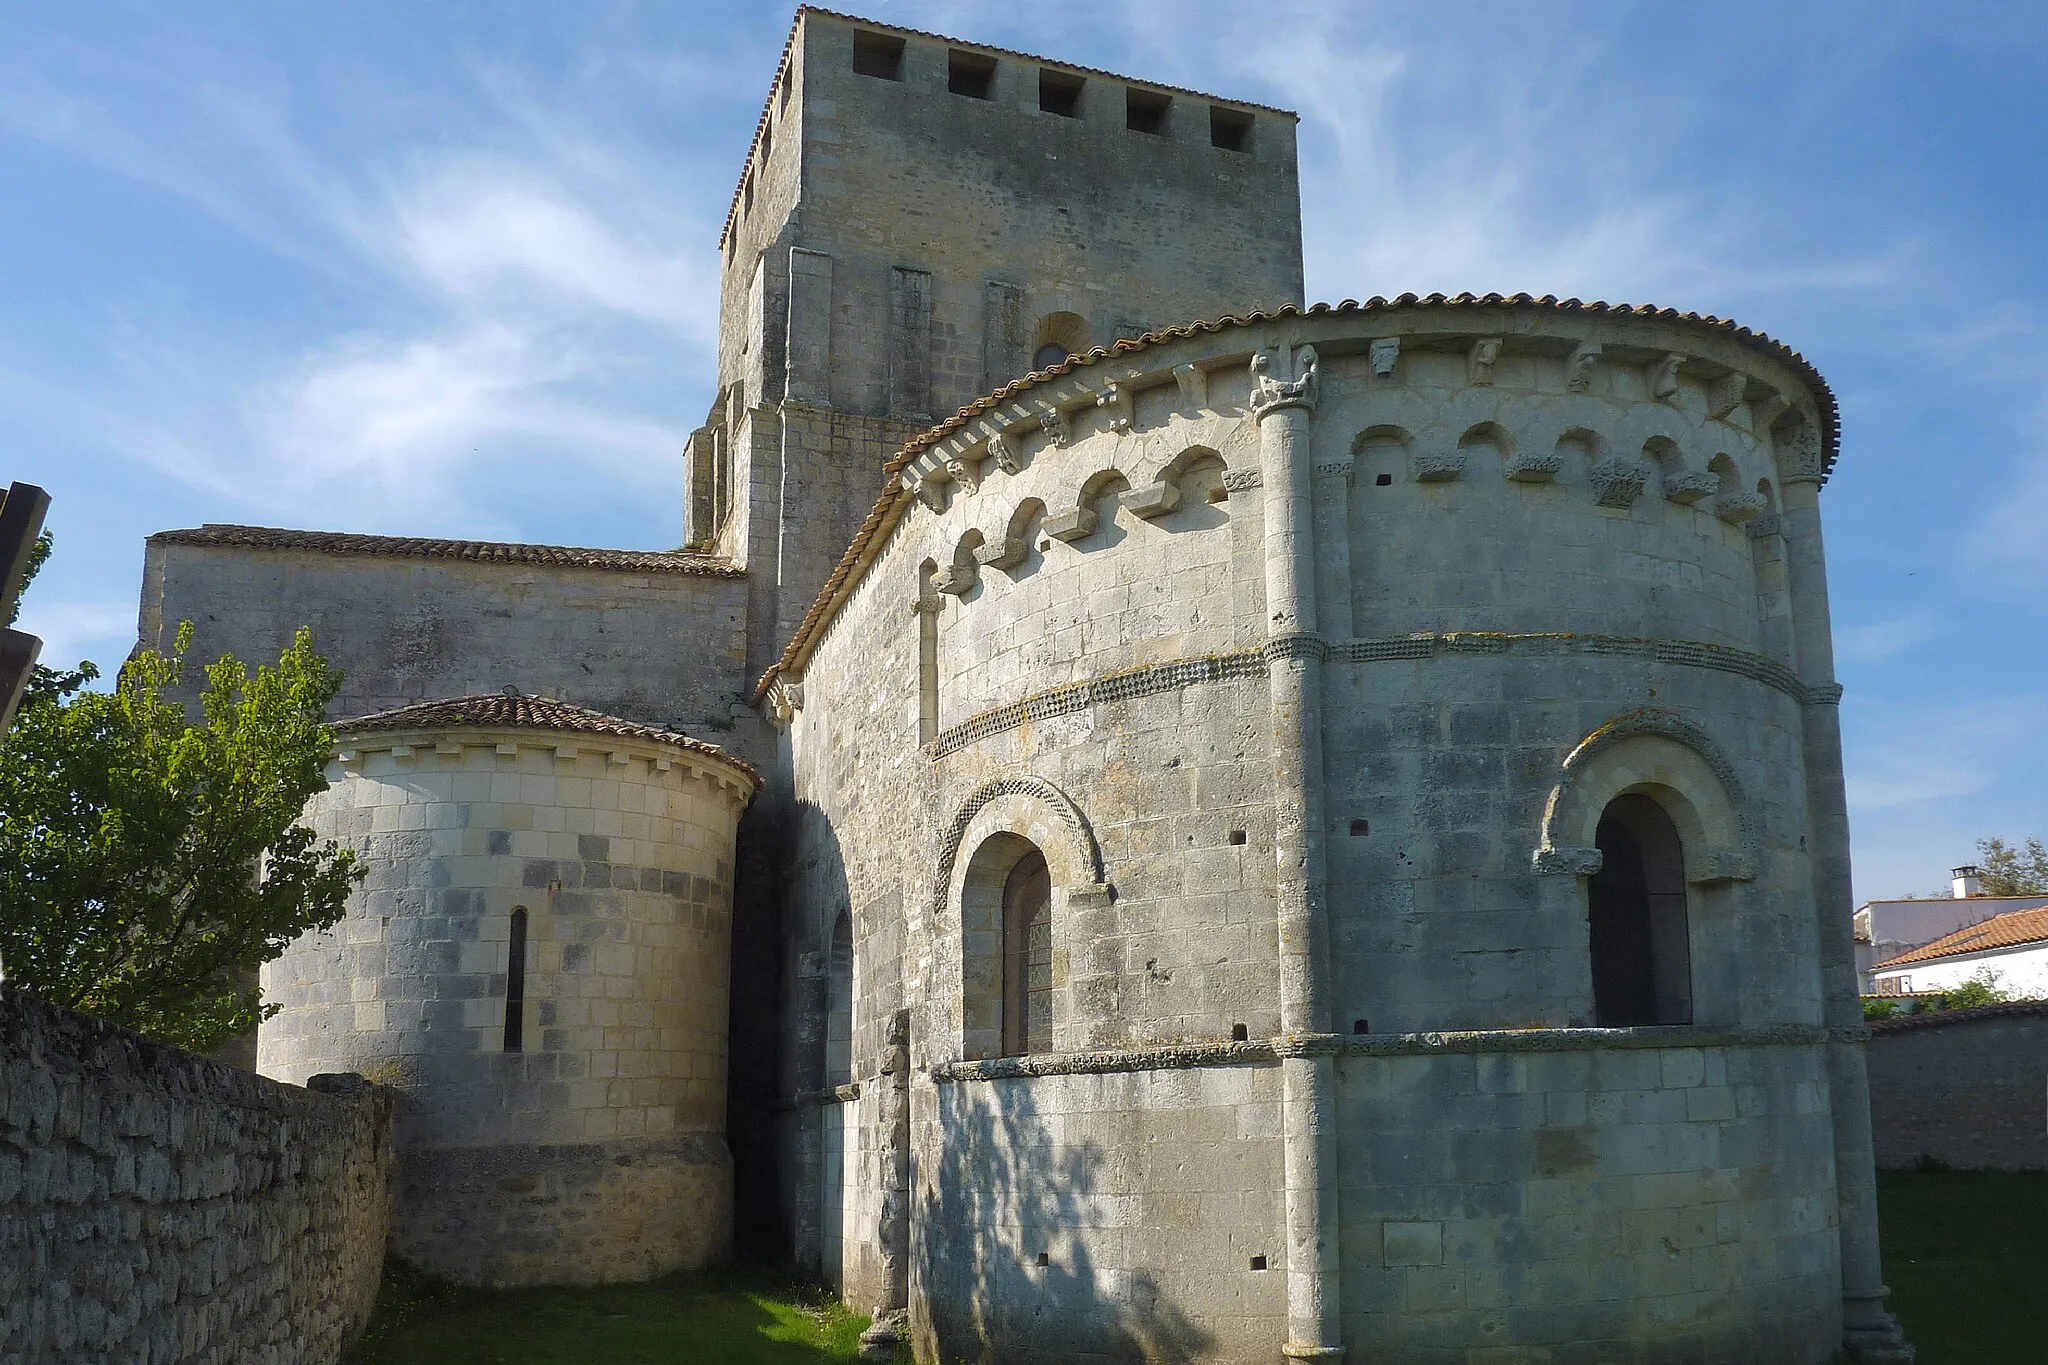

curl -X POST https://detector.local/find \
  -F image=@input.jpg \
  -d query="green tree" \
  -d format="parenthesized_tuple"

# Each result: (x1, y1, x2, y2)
(0, 620, 362, 1052)
(1975, 836, 2048, 896)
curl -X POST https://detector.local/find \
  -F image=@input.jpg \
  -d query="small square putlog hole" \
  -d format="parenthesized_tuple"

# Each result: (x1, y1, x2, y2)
(948, 49, 996, 99)
(1211, 106, 1253, 152)
(1127, 87, 1171, 135)
(1375, 472, 1393, 486)
(1250, 1254, 1268, 1271)
(1349, 819, 1370, 837)
(1232, 1023, 1250, 1042)
(1228, 829, 1247, 846)
(1035, 1251, 1050, 1267)
(852, 31, 905, 81)
(1040, 69, 1084, 117)
(1353, 1019, 1370, 1035)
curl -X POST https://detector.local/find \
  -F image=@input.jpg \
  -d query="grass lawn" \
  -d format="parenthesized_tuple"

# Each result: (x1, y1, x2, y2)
(1879, 1170, 2048, 1364)
(342, 1260, 876, 1364)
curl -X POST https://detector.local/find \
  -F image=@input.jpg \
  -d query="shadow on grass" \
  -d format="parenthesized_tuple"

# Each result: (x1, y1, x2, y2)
(344, 1259, 876, 1365)
(1878, 1170, 2048, 1365)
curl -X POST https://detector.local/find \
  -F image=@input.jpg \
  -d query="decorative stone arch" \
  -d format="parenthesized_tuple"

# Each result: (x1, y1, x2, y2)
(975, 496, 1044, 573)
(1044, 464, 1132, 543)
(933, 774, 1113, 1060)
(1130, 440, 1228, 490)
(1533, 708, 1758, 886)
(1348, 422, 1414, 489)
(1030, 311, 1091, 373)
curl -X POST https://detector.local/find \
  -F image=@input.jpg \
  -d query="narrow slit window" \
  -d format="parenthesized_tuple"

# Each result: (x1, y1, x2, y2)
(852, 30, 905, 81)
(1126, 88, 1171, 135)
(1211, 106, 1254, 152)
(1001, 851, 1052, 1056)
(504, 905, 528, 1052)
(948, 50, 996, 99)
(1040, 69, 1084, 117)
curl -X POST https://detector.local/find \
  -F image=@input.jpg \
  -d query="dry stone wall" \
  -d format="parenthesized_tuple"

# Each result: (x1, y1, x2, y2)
(0, 984, 394, 1365)
(1867, 1003, 2048, 1170)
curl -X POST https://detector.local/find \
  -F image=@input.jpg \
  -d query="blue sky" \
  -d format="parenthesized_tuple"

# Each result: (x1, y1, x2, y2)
(3, 1, 2043, 901)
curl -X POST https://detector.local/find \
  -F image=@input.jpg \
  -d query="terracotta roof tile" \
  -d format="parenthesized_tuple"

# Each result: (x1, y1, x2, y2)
(719, 7, 1297, 249)
(151, 525, 740, 578)
(336, 693, 758, 783)
(1867, 999, 2048, 1034)
(753, 293, 1843, 701)
(1873, 905, 2048, 970)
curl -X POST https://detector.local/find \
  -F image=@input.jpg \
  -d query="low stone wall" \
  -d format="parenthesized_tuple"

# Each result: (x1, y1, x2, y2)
(0, 984, 396, 1364)
(1868, 1002, 2048, 1170)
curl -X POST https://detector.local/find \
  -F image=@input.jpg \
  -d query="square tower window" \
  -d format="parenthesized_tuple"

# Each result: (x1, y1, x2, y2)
(949, 49, 996, 99)
(852, 30, 905, 81)
(1126, 88, 1171, 135)
(1211, 106, 1253, 152)
(1040, 69, 1084, 117)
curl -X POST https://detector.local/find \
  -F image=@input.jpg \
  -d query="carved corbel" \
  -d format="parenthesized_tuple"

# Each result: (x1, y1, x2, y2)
(1172, 363, 1208, 409)
(1687, 850, 1756, 886)
(1042, 506, 1098, 541)
(986, 430, 1023, 477)
(1468, 337, 1502, 385)
(1123, 481, 1180, 519)
(976, 533, 1028, 570)
(1750, 391, 1790, 432)
(1714, 491, 1767, 525)
(1590, 456, 1647, 508)
(1038, 406, 1072, 449)
(1369, 337, 1401, 377)
(1662, 469, 1720, 506)
(934, 562, 977, 596)
(1707, 372, 1747, 421)
(1096, 381, 1134, 434)
(1532, 845, 1604, 877)
(899, 468, 945, 513)
(1565, 341, 1601, 393)
(1649, 353, 1685, 405)
(944, 457, 980, 496)
(767, 677, 805, 727)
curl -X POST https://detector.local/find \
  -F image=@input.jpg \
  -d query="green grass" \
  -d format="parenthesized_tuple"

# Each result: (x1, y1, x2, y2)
(342, 1260, 874, 1365)
(1879, 1170, 2048, 1364)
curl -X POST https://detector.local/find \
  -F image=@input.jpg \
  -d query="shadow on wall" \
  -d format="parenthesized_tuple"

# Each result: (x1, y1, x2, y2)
(730, 798, 797, 1259)
(920, 1077, 1214, 1364)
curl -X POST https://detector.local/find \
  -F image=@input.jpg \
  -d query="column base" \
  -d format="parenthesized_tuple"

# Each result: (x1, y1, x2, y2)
(1842, 1289, 1915, 1364)
(859, 1308, 907, 1363)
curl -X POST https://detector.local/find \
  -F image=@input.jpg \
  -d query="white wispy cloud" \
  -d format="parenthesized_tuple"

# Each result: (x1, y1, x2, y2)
(13, 599, 135, 673)
(1835, 609, 1944, 667)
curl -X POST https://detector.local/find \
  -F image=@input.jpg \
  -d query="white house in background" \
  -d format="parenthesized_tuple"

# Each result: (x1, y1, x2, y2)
(1854, 864, 2048, 992)
(1869, 904, 2048, 998)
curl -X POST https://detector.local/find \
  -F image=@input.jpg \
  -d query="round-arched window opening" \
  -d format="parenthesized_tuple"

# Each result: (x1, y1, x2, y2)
(823, 911, 853, 1086)
(1033, 343, 1070, 373)
(1588, 794, 1693, 1026)
(1001, 850, 1053, 1056)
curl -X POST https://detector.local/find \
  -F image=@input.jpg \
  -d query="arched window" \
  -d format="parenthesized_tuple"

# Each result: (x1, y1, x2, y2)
(1033, 343, 1070, 372)
(1588, 795, 1693, 1026)
(1000, 851, 1053, 1055)
(823, 912, 853, 1087)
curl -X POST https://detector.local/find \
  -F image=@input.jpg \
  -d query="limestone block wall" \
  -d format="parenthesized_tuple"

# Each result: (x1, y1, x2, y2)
(138, 533, 765, 764)
(259, 718, 755, 1286)
(1867, 1004, 2048, 1170)
(770, 301, 1862, 1360)
(0, 985, 394, 1365)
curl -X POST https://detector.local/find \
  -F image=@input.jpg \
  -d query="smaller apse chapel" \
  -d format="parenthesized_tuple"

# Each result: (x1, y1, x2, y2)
(131, 8, 1917, 1364)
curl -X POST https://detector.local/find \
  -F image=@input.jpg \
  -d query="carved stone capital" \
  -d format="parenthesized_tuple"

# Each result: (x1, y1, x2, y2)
(1590, 456, 1647, 508)
(1504, 450, 1562, 483)
(1369, 336, 1401, 377)
(1533, 845, 1605, 877)
(1777, 421, 1824, 483)
(1662, 469, 1719, 506)
(1249, 345, 1319, 418)
(1468, 337, 1502, 386)
(1565, 341, 1601, 393)
(1715, 491, 1767, 525)
(1415, 450, 1464, 483)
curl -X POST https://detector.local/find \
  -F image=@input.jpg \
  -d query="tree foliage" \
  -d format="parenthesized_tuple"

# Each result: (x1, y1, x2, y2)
(1975, 836, 2048, 896)
(0, 621, 362, 1052)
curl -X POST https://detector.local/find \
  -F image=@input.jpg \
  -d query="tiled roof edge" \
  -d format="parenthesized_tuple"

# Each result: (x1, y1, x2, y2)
(1867, 1000, 2048, 1034)
(752, 292, 1844, 703)
(336, 693, 759, 786)
(150, 525, 742, 578)
(718, 6, 1299, 250)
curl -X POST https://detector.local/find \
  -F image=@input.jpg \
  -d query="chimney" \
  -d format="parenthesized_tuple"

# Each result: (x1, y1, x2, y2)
(1951, 865, 1983, 898)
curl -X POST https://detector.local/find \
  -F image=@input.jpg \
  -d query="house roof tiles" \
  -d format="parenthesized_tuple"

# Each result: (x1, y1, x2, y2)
(335, 693, 758, 783)
(1872, 905, 2048, 971)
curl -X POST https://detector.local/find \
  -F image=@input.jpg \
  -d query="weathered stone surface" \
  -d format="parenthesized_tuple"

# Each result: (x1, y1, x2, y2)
(0, 986, 394, 1365)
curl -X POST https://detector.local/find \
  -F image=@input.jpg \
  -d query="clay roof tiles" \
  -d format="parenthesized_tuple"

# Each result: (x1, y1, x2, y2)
(754, 293, 1844, 701)
(151, 525, 740, 578)
(719, 7, 1297, 249)
(336, 692, 758, 784)
(1872, 905, 2048, 971)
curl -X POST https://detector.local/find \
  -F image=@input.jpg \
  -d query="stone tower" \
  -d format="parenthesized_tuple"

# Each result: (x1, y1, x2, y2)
(683, 6, 1305, 681)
